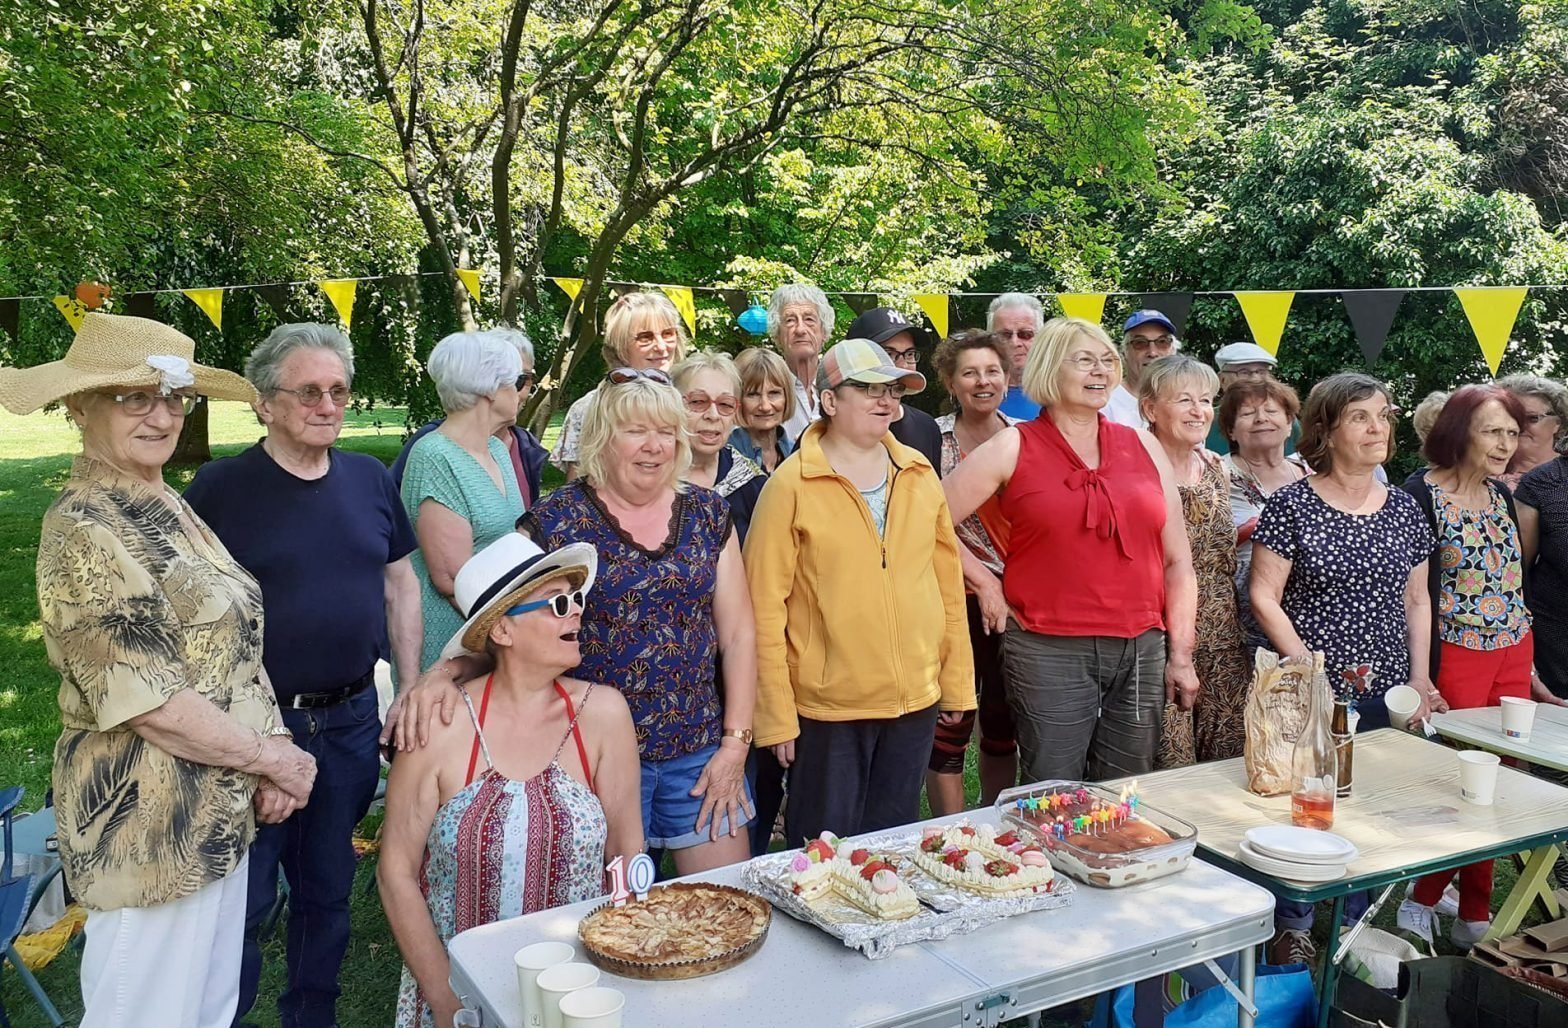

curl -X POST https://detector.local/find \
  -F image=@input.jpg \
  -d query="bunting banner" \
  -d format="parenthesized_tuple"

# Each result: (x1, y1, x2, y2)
(660, 285, 697, 333)
(912, 294, 949, 339)
(1341, 289, 1407, 368)
(181, 288, 224, 330)
(718, 289, 751, 317)
(0, 297, 17, 342)
(1454, 287, 1529, 375)
(254, 284, 293, 320)
(123, 292, 157, 319)
(1056, 293, 1108, 325)
(550, 277, 584, 303)
(1134, 292, 1194, 337)
(1234, 291, 1296, 356)
(52, 295, 88, 331)
(456, 268, 482, 303)
(317, 279, 358, 329)
(844, 292, 880, 315)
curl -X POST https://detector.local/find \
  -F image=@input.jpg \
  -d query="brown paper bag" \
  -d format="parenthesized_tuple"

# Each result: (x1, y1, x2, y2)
(1243, 650, 1324, 796)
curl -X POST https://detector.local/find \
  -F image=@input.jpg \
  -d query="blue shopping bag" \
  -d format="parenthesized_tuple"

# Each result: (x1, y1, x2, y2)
(1089, 963, 1317, 1028)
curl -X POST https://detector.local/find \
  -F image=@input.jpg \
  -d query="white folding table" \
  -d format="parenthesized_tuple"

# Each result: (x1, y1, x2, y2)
(447, 809, 1275, 1027)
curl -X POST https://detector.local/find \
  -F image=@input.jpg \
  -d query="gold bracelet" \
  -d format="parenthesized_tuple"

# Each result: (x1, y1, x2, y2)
(241, 730, 265, 772)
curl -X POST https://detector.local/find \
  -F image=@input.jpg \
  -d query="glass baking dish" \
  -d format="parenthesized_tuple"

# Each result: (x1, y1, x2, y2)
(994, 781, 1199, 888)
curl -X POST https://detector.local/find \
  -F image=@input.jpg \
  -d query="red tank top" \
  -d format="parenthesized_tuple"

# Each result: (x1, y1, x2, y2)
(1000, 415, 1167, 637)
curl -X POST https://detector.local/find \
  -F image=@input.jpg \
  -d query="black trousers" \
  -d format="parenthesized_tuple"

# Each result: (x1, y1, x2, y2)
(784, 705, 940, 846)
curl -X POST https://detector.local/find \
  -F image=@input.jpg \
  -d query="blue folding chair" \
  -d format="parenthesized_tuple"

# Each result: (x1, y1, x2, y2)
(0, 789, 65, 1028)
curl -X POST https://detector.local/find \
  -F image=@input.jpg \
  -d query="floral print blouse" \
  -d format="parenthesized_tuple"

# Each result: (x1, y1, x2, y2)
(1429, 477, 1530, 650)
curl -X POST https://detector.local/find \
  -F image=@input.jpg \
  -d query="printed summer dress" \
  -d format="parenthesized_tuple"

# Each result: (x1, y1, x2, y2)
(394, 678, 607, 1028)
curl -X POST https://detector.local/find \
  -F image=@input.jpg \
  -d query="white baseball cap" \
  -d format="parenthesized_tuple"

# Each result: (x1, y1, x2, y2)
(1213, 342, 1278, 370)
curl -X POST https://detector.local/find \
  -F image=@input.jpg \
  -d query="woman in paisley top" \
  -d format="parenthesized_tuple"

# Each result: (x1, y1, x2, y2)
(1219, 378, 1310, 657)
(1140, 356, 1253, 766)
(2, 313, 316, 1028)
(380, 535, 642, 1028)
(930, 330, 1019, 811)
(1397, 385, 1532, 948)
(521, 370, 758, 874)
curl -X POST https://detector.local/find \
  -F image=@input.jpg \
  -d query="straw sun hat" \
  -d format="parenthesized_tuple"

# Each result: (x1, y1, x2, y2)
(441, 534, 600, 661)
(0, 312, 257, 415)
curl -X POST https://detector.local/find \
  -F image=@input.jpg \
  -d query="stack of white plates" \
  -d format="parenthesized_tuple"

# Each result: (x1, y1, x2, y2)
(1239, 825, 1357, 882)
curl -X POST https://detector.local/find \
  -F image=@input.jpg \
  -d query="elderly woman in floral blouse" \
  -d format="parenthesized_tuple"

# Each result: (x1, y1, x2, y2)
(0, 314, 316, 1028)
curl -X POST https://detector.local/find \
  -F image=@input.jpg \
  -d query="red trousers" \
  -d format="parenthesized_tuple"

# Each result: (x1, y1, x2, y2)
(1411, 633, 1533, 922)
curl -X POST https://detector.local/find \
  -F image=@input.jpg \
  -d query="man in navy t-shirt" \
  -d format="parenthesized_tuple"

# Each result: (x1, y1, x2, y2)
(185, 323, 419, 1028)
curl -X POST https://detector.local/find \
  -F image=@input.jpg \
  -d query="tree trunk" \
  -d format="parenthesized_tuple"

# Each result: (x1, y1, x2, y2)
(170, 398, 213, 465)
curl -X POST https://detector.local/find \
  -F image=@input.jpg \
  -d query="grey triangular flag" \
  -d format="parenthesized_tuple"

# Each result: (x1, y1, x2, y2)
(0, 298, 17, 342)
(1342, 289, 1407, 367)
(123, 292, 158, 319)
(843, 293, 878, 315)
(718, 289, 750, 317)
(254, 284, 293, 320)
(1135, 292, 1194, 337)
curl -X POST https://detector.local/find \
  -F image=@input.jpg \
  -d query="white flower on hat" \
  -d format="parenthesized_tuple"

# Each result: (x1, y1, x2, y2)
(145, 355, 195, 394)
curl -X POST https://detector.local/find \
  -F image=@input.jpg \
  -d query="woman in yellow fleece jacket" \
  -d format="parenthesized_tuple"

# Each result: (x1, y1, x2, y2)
(743, 338, 975, 844)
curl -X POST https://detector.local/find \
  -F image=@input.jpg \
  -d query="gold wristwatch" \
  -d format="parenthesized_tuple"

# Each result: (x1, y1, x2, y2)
(721, 728, 754, 746)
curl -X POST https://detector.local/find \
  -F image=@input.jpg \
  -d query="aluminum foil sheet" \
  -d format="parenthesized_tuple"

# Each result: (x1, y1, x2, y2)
(741, 828, 1077, 959)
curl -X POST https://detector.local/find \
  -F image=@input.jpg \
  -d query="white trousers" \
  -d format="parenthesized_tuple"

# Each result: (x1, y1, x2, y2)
(79, 854, 249, 1028)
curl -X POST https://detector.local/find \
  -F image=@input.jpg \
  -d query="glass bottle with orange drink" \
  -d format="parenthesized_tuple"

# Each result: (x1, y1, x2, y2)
(1290, 666, 1338, 829)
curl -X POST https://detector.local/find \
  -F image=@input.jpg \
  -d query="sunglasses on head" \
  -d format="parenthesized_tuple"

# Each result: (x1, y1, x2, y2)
(505, 589, 586, 619)
(606, 367, 672, 386)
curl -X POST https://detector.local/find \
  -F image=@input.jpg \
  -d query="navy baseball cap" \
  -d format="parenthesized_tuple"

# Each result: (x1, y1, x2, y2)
(1123, 310, 1177, 335)
(847, 307, 932, 347)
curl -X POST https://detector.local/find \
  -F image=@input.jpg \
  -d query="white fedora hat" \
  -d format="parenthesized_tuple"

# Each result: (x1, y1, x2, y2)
(441, 533, 598, 661)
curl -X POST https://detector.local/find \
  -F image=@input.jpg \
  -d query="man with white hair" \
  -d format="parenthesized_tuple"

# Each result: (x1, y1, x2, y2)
(769, 284, 834, 439)
(391, 326, 546, 506)
(185, 323, 421, 1028)
(1104, 309, 1179, 427)
(987, 293, 1044, 421)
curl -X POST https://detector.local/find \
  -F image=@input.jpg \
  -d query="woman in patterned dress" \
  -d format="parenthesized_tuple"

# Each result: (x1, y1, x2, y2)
(2, 313, 316, 1028)
(521, 370, 758, 874)
(401, 331, 528, 671)
(1396, 385, 1533, 949)
(1139, 355, 1252, 766)
(1249, 372, 1439, 966)
(379, 534, 643, 1028)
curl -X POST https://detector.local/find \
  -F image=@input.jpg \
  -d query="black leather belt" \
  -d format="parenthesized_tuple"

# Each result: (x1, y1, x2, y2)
(285, 668, 376, 709)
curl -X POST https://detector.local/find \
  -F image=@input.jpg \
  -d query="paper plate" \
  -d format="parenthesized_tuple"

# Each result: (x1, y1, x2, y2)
(1238, 840, 1347, 882)
(1244, 825, 1357, 865)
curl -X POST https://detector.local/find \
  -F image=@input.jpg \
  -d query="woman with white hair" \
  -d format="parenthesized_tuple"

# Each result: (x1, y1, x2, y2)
(769, 284, 835, 438)
(522, 371, 757, 872)
(672, 351, 766, 539)
(551, 292, 688, 478)
(402, 331, 526, 671)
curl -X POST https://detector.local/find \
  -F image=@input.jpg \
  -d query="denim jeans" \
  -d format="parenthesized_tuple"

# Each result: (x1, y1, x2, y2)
(234, 685, 382, 1028)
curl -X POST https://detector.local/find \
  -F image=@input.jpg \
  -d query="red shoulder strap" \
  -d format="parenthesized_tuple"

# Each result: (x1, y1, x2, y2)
(463, 674, 495, 787)
(553, 680, 596, 795)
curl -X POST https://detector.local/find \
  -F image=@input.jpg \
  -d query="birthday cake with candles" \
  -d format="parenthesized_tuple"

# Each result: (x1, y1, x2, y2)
(998, 782, 1195, 888)
(911, 823, 1055, 897)
(785, 832, 920, 920)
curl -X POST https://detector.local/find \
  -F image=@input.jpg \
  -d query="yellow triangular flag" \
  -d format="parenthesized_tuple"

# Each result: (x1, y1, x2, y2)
(317, 279, 358, 329)
(181, 288, 224, 330)
(1454, 287, 1528, 375)
(52, 295, 87, 331)
(456, 268, 482, 303)
(550, 277, 583, 302)
(913, 294, 949, 340)
(1234, 291, 1296, 356)
(660, 285, 697, 333)
(1056, 293, 1107, 324)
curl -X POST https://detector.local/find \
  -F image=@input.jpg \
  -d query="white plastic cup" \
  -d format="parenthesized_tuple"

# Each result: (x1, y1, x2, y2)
(514, 942, 575, 1028)
(559, 986, 626, 1028)
(1500, 696, 1538, 741)
(536, 962, 601, 1028)
(1384, 685, 1421, 731)
(1457, 750, 1501, 805)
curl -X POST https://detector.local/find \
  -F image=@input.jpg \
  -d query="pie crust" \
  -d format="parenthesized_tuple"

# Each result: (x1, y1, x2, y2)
(577, 882, 771, 980)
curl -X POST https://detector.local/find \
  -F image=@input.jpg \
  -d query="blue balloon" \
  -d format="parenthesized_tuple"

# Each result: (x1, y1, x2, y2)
(737, 303, 769, 336)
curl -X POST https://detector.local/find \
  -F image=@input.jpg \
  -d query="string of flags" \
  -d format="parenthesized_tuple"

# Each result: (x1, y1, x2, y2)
(3, 272, 1556, 377)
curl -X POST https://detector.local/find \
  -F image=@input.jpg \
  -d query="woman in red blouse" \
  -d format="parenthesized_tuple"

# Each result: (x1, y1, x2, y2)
(941, 317, 1198, 782)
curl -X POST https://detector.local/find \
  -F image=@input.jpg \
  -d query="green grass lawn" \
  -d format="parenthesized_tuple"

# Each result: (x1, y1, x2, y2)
(0, 404, 1553, 1027)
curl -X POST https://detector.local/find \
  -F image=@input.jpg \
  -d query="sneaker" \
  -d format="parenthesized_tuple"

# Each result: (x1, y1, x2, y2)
(1450, 917, 1490, 950)
(1267, 927, 1316, 967)
(1396, 899, 1439, 948)
(1407, 879, 1462, 918)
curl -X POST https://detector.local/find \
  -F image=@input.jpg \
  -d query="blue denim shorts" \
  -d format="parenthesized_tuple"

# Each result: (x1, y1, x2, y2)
(640, 742, 754, 850)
